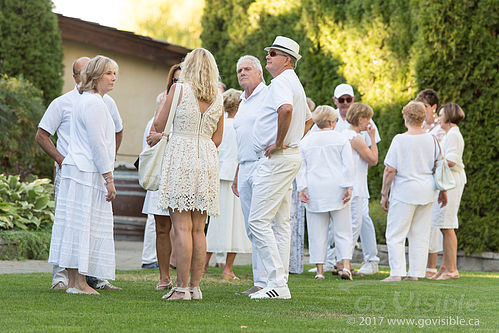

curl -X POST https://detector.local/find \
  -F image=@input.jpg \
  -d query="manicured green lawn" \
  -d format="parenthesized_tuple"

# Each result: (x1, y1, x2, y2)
(0, 266, 497, 332)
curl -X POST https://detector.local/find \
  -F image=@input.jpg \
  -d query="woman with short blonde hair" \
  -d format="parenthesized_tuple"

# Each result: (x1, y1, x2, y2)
(49, 55, 119, 294)
(154, 48, 224, 300)
(297, 105, 355, 280)
(380, 101, 447, 282)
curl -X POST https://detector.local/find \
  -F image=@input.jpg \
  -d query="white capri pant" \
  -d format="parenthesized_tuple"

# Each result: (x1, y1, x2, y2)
(386, 199, 433, 278)
(307, 205, 353, 264)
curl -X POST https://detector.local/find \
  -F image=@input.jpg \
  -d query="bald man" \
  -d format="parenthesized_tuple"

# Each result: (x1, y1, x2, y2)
(36, 56, 123, 290)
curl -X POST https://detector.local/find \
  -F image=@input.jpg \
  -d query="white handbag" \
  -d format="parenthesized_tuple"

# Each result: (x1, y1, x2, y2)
(138, 84, 182, 191)
(432, 136, 456, 191)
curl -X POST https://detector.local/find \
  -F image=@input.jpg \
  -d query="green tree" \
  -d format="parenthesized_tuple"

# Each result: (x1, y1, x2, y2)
(122, 0, 204, 49)
(0, 75, 53, 178)
(0, 0, 64, 105)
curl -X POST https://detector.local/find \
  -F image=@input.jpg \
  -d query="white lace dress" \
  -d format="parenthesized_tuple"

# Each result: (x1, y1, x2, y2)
(158, 83, 223, 216)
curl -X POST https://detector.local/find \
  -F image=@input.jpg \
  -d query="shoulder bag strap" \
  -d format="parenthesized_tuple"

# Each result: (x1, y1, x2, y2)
(163, 83, 182, 135)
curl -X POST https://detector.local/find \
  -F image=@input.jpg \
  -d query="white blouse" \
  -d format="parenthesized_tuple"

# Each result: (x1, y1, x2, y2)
(296, 129, 354, 212)
(443, 126, 466, 183)
(343, 129, 369, 198)
(218, 117, 239, 181)
(384, 133, 438, 205)
(63, 91, 116, 174)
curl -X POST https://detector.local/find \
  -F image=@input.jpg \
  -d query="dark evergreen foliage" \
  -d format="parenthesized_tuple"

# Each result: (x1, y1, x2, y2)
(202, 0, 499, 253)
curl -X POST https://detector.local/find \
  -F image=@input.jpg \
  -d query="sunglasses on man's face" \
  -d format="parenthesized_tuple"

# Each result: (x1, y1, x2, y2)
(338, 97, 353, 104)
(268, 50, 288, 57)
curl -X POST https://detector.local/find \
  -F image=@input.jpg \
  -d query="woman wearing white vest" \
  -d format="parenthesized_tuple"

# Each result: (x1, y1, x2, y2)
(430, 103, 466, 280)
(297, 105, 355, 280)
(205, 89, 252, 280)
(48, 55, 119, 294)
(380, 101, 447, 281)
(343, 103, 378, 260)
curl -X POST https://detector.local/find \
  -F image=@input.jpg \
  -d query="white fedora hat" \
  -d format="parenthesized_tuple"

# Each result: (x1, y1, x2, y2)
(264, 36, 302, 61)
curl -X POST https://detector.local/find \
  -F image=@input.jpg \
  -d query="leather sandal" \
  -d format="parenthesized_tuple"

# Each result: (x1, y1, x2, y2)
(162, 287, 191, 300)
(156, 281, 173, 290)
(339, 268, 353, 280)
(190, 286, 203, 300)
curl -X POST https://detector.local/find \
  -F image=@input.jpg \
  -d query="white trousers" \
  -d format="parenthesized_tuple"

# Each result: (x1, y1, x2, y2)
(141, 214, 158, 265)
(248, 150, 301, 288)
(359, 198, 380, 263)
(238, 160, 267, 288)
(428, 226, 443, 253)
(307, 205, 353, 264)
(351, 196, 363, 253)
(386, 199, 433, 278)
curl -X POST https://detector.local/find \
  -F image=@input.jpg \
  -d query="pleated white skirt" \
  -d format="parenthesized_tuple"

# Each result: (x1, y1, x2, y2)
(206, 180, 251, 253)
(48, 164, 115, 280)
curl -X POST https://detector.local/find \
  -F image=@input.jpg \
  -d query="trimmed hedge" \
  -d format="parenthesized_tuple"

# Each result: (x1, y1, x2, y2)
(202, 0, 499, 254)
(0, 0, 64, 105)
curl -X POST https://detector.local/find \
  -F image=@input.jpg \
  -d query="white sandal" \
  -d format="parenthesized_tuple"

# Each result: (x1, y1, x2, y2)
(190, 286, 203, 300)
(339, 268, 353, 280)
(314, 274, 325, 280)
(162, 287, 191, 300)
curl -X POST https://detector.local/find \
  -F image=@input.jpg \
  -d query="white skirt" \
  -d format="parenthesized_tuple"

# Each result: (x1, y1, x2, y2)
(431, 172, 465, 229)
(48, 164, 116, 280)
(206, 180, 251, 253)
(142, 190, 169, 216)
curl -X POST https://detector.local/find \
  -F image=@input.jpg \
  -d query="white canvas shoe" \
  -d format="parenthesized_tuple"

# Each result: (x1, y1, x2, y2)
(358, 262, 379, 275)
(250, 286, 291, 299)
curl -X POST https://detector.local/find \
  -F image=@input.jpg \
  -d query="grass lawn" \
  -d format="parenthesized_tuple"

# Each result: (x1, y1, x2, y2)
(0, 265, 498, 332)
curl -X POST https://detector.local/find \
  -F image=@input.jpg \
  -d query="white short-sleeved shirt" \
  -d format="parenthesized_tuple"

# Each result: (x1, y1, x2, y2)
(218, 117, 239, 181)
(384, 133, 438, 205)
(63, 91, 116, 174)
(343, 129, 369, 198)
(252, 70, 311, 153)
(38, 86, 123, 158)
(234, 82, 268, 163)
(296, 129, 354, 212)
(442, 126, 466, 183)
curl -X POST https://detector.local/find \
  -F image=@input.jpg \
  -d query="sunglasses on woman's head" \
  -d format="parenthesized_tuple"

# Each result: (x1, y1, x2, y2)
(338, 97, 353, 103)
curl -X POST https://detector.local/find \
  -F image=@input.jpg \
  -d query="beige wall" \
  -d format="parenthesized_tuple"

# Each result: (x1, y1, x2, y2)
(61, 40, 172, 164)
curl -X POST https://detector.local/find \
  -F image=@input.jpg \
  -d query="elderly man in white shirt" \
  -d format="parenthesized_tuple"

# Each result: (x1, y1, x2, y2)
(232, 55, 269, 296)
(36, 56, 123, 290)
(248, 36, 313, 299)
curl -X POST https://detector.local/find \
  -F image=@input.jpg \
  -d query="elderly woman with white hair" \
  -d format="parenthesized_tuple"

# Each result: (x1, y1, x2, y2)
(380, 101, 447, 282)
(48, 55, 119, 294)
(297, 105, 355, 280)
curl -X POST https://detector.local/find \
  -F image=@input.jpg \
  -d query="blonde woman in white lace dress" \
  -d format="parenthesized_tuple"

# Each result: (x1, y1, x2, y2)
(153, 48, 224, 301)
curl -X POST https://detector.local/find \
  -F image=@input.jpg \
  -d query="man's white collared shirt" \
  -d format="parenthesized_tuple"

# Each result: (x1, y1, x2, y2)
(252, 70, 310, 153)
(234, 82, 268, 163)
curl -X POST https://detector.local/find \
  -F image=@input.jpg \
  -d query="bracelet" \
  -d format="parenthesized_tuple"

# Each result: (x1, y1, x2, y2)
(380, 192, 388, 197)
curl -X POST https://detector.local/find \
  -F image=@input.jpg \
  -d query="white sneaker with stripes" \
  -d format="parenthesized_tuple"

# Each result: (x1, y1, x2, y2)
(249, 286, 291, 299)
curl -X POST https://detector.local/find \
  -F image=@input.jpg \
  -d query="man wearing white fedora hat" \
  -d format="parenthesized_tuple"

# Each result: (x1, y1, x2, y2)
(248, 36, 312, 299)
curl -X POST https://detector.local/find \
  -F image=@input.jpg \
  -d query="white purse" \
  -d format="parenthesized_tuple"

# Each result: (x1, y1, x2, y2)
(138, 84, 182, 191)
(432, 136, 456, 191)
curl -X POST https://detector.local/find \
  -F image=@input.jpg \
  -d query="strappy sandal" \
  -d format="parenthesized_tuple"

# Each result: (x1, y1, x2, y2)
(162, 287, 191, 300)
(339, 268, 353, 280)
(314, 274, 325, 280)
(190, 286, 203, 300)
(156, 281, 173, 290)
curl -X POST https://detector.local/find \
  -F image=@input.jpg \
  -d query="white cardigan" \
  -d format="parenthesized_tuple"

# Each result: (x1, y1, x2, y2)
(296, 129, 354, 212)
(63, 91, 116, 174)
